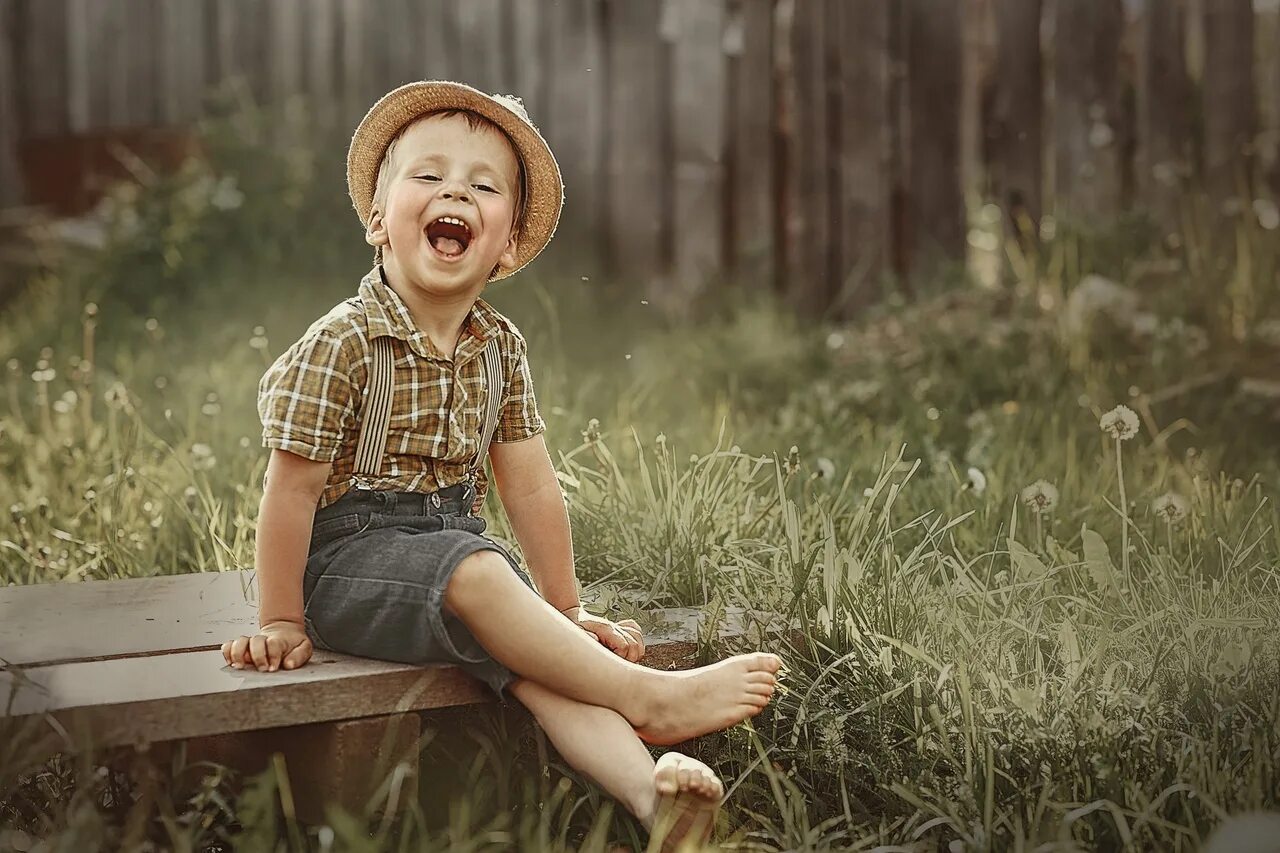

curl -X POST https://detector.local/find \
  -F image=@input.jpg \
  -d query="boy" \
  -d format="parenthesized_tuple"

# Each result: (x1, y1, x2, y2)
(221, 81, 781, 848)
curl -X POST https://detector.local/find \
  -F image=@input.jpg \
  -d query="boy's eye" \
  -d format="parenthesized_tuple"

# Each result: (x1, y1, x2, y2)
(414, 175, 441, 182)
(473, 183, 497, 193)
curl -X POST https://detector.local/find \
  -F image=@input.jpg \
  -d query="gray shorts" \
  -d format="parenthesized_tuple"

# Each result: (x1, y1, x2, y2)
(302, 483, 535, 702)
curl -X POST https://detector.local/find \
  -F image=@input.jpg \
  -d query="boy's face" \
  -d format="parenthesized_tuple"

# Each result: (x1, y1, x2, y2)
(366, 113, 521, 296)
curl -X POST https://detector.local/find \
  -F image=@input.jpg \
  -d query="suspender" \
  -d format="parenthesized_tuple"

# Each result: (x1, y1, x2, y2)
(351, 334, 505, 511)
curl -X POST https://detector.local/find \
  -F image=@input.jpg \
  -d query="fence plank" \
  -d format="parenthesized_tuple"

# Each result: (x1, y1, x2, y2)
(1202, 0, 1255, 209)
(987, 0, 1043, 230)
(1266, 7, 1280, 197)
(0, 0, 21, 205)
(1135, 0, 1192, 229)
(19, 0, 70, 137)
(454, 0, 504, 93)
(604, 0, 664, 286)
(544, 0, 604, 278)
(725, 0, 774, 291)
(269, 0, 305, 107)
(159, 0, 207, 124)
(1053, 0, 1123, 220)
(778, 0, 828, 315)
(340, 0, 372, 127)
(905, 0, 965, 273)
(836, 0, 891, 318)
(666, 0, 726, 305)
(511, 0, 549, 122)
(305, 0, 340, 127)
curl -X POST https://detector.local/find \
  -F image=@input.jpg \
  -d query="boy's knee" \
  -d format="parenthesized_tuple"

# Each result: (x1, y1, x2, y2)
(446, 548, 512, 599)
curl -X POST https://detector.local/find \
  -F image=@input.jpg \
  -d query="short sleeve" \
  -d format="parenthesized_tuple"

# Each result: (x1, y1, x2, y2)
(257, 328, 358, 462)
(492, 344, 546, 443)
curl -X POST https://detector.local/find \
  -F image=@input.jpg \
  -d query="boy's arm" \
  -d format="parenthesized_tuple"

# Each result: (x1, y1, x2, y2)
(490, 434, 645, 661)
(256, 449, 332, 628)
(487, 433, 580, 613)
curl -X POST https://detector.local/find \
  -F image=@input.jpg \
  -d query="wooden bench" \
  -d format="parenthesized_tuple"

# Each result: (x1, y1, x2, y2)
(0, 569, 788, 825)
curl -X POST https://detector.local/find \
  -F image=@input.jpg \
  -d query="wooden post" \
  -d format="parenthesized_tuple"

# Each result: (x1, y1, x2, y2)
(782, 0, 829, 317)
(1135, 0, 1192, 232)
(305, 0, 341, 130)
(834, 0, 892, 318)
(905, 0, 965, 275)
(19, 0, 70, 138)
(1053, 0, 1124, 222)
(987, 0, 1043, 232)
(666, 0, 727, 309)
(158, 0, 207, 125)
(543, 0, 605, 280)
(0, 0, 20, 207)
(1202, 0, 1255, 211)
(725, 0, 775, 293)
(604, 0, 665, 289)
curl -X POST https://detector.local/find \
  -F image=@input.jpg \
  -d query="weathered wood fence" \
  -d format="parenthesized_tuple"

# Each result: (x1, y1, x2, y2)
(1, 0, 1278, 318)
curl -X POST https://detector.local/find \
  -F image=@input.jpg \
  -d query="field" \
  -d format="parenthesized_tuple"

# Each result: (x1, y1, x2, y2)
(2, 107, 1279, 851)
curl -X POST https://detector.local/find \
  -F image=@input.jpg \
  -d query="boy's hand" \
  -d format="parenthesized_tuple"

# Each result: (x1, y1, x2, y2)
(221, 620, 313, 672)
(565, 608, 645, 662)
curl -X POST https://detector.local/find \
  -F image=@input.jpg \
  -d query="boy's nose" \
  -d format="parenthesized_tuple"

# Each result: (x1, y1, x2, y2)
(440, 186, 471, 204)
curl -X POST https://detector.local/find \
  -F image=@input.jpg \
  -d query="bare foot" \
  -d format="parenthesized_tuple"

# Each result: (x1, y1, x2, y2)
(647, 752, 723, 853)
(633, 653, 781, 746)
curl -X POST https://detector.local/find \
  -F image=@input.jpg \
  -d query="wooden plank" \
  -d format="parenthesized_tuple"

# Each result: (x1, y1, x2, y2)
(725, 0, 775, 292)
(0, 648, 492, 750)
(836, 0, 891, 319)
(667, 0, 727, 306)
(305, 0, 340, 111)
(454, 0, 505, 93)
(340, 0, 372, 127)
(511, 0, 549, 122)
(18, 0, 70, 137)
(158, 0, 207, 124)
(779, 0, 827, 315)
(1053, 0, 1124, 220)
(124, 0, 160, 125)
(0, 569, 260, 666)
(0, 0, 19, 206)
(905, 0, 965, 274)
(1267, 8, 1280, 197)
(1202, 0, 1256, 208)
(987, 0, 1043, 230)
(268, 0, 305, 107)
(604, 0, 665, 286)
(544, 0, 605, 279)
(1135, 0, 1192, 230)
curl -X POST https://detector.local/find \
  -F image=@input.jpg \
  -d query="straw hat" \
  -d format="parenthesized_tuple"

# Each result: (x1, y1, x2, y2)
(346, 80, 563, 281)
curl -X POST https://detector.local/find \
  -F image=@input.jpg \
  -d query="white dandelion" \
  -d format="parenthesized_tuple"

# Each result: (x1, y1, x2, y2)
(966, 467, 987, 495)
(1152, 492, 1190, 525)
(1099, 405, 1140, 441)
(1021, 480, 1059, 514)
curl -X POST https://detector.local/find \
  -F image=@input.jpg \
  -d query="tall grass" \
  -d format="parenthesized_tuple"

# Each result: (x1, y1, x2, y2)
(2, 99, 1279, 850)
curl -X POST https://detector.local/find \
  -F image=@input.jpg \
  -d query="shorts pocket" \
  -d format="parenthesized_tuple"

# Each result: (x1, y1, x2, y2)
(310, 512, 361, 540)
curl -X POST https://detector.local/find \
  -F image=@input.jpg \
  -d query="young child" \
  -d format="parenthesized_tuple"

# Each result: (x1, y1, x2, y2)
(221, 81, 781, 848)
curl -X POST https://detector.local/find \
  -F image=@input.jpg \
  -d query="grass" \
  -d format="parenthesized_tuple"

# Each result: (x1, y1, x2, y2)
(2, 97, 1279, 850)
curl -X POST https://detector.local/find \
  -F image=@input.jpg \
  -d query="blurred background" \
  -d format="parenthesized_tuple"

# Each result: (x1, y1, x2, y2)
(3, 2, 1280, 851)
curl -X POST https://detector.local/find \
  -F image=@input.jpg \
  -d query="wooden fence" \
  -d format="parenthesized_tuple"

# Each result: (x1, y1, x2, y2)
(2, 0, 1278, 318)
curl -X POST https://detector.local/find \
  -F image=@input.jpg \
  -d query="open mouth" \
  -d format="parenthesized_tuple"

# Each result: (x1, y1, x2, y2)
(425, 216, 473, 259)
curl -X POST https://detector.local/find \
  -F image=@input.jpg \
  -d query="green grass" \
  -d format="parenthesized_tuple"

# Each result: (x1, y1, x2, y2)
(2, 100, 1279, 851)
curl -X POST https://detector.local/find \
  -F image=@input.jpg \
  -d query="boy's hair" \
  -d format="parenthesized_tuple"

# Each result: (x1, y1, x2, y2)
(370, 108, 528, 269)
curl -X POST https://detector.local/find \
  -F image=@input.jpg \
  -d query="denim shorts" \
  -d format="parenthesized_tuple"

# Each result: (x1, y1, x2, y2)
(302, 482, 535, 703)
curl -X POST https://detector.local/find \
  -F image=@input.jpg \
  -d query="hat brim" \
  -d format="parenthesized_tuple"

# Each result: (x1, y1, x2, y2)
(347, 81, 563, 281)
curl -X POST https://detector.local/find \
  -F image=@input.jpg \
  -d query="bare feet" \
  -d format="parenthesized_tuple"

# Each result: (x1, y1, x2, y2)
(633, 653, 782, 746)
(647, 752, 723, 853)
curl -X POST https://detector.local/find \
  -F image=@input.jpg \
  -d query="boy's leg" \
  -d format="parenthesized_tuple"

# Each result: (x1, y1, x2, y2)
(508, 678, 722, 848)
(443, 549, 781, 745)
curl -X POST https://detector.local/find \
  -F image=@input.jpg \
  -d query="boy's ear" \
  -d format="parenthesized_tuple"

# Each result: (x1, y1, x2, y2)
(365, 208, 389, 249)
(495, 229, 520, 274)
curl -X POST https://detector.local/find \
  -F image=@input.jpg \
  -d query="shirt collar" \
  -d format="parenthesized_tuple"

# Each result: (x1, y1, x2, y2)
(358, 266, 499, 361)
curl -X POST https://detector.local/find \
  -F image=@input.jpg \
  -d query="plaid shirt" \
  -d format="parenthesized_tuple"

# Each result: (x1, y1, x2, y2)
(257, 266, 546, 512)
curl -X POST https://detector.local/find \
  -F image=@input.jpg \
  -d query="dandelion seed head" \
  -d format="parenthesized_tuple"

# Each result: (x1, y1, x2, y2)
(966, 467, 987, 494)
(144, 318, 159, 333)
(926, 406, 940, 421)
(1021, 480, 1059, 514)
(815, 457, 836, 479)
(1152, 492, 1190, 525)
(826, 332, 845, 350)
(1100, 405, 1139, 440)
